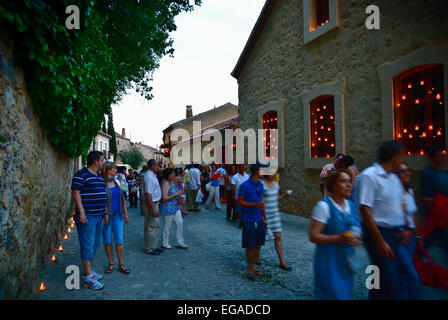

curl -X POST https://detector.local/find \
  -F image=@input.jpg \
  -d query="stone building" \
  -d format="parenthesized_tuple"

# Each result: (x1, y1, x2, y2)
(161, 103, 239, 167)
(232, 0, 448, 216)
(128, 142, 169, 169)
(73, 131, 114, 172)
(115, 128, 131, 152)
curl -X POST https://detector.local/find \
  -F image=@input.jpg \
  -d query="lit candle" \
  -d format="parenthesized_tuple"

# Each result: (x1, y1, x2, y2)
(408, 151, 411, 156)
(443, 150, 447, 155)
(318, 138, 321, 141)
(321, 126, 324, 130)
(326, 155, 330, 158)
(320, 116, 323, 119)
(402, 95, 406, 100)
(396, 103, 400, 108)
(330, 116, 334, 120)
(327, 128, 331, 131)
(420, 80, 424, 85)
(409, 134, 413, 139)
(415, 99, 419, 104)
(67, 228, 71, 233)
(437, 131, 442, 136)
(314, 120, 317, 124)
(422, 132, 427, 137)
(39, 282, 46, 291)
(314, 131, 318, 135)
(398, 133, 402, 138)
(403, 129, 408, 133)
(323, 105, 327, 110)
(408, 83, 412, 88)
(63, 234, 68, 240)
(429, 125, 434, 130)
(312, 143, 315, 147)
(436, 93, 441, 99)
(58, 245, 63, 252)
(420, 150, 424, 155)
(415, 125, 419, 131)
(317, 108, 320, 112)
(51, 255, 56, 262)
(331, 143, 334, 147)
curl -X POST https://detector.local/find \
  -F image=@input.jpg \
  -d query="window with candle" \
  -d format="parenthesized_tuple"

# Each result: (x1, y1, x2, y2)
(262, 110, 278, 158)
(309, 0, 329, 31)
(310, 95, 335, 159)
(393, 64, 445, 155)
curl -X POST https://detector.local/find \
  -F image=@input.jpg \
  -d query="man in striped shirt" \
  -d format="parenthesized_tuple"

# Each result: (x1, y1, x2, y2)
(71, 151, 108, 290)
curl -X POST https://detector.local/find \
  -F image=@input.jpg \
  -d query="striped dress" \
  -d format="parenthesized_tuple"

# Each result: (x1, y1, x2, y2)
(262, 181, 282, 232)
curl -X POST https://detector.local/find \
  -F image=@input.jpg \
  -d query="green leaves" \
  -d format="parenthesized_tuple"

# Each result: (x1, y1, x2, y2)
(1, 0, 201, 159)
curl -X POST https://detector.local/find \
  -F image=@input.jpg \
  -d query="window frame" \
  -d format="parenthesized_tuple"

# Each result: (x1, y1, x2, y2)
(377, 45, 448, 170)
(256, 100, 285, 168)
(303, 0, 339, 45)
(301, 79, 346, 169)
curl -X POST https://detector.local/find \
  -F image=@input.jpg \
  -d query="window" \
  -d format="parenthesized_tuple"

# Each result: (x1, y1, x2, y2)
(377, 44, 448, 169)
(303, 0, 339, 44)
(310, 95, 335, 158)
(393, 64, 445, 155)
(310, 0, 329, 31)
(262, 110, 278, 158)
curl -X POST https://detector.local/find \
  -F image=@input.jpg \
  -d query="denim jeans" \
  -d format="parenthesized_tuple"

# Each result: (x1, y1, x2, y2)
(74, 214, 104, 261)
(102, 214, 124, 245)
(363, 225, 421, 300)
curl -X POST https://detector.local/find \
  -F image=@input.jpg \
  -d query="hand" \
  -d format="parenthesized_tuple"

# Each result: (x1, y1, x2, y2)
(340, 232, 362, 246)
(80, 212, 88, 224)
(124, 215, 129, 225)
(377, 240, 396, 259)
(254, 202, 265, 209)
(416, 238, 425, 251)
(397, 229, 412, 246)
(103, 214, 109, 225)
(153, 207, 160, 218)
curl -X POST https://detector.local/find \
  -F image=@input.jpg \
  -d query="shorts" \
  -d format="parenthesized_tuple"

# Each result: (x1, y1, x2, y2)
(74, 214, 104, 261)
(242, 220, 265, 249)
(102, 213, 124, 245)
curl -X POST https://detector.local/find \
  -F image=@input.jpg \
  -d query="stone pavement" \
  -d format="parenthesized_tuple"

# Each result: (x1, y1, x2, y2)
(33, 202, 448, 300)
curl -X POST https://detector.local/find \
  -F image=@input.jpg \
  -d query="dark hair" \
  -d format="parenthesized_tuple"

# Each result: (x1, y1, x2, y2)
(325, 169, 351, 193)
(335, 153, 344, 159)
(142, 165, 148, 171)
(394, 162, 411, 191)
(162, 168, 175, 180)
(340, 155, 354, 168)
(377, 140, 404, 163)
(147, 159, 156, 168)
(87, 151, 104, 166)
(425, 144, 444, 157)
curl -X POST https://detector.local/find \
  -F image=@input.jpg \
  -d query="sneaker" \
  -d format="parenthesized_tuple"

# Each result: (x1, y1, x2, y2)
(92, 270, 103, 280)
(84, 275, 105, 290)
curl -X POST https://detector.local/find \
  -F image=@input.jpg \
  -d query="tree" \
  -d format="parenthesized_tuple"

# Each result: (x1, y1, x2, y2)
(118, 147, 144, 170)
(107, 110, 118, 158)
(102, 115, 107, 133)
(0, 0, 201, 158)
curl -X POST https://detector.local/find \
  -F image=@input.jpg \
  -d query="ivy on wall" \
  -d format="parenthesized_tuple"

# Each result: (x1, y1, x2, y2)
(0, 0, 200, 158)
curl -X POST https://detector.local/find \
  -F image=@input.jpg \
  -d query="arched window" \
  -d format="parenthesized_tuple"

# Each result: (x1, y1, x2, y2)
(393, 64, 445, 155)
(262, 110, 278, 158)
(310, 95, 335, 158)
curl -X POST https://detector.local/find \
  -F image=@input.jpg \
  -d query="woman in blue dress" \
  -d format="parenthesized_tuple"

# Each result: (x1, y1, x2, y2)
(309, 169, 362, 300)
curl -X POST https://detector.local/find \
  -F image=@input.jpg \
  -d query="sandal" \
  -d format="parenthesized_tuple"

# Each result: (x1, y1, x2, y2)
(119, 264, 131, 275)
(105, 263, 114, 274)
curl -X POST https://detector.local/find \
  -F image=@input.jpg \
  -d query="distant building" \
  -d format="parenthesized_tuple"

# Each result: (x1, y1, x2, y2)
(161, 103, 239, 167)
(115, 128, 131, 152)
(74, 131, 114, 171)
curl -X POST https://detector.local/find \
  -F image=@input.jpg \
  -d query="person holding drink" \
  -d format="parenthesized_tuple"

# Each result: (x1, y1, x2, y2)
(309, 169, 362, 299)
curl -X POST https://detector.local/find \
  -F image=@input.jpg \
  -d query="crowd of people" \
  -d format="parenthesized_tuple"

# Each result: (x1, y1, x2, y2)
(70, 140, 447, 299)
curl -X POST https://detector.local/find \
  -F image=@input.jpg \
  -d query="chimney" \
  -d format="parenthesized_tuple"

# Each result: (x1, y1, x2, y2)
(186, 105, 193, 119)
(122, 128, 126, 138)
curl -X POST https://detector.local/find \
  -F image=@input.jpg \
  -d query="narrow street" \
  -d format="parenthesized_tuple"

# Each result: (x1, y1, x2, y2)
(33, 202, 448, 300)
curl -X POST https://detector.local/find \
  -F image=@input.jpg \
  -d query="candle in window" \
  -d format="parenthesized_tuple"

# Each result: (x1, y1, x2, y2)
(437, 131, 442, 136)
(324, 138, 328, 142)
(327, 128, 331, 131)
(409, 134, 413, 139)
(414, 125, 419, 131)
(315, 131, 318, 135)
(330, 116, 334, 120)
(415, 99, 419, 104)
(326, 155, 330, 158)
(402, 95, 406, 100)
(275, 118, 277, 121)
(408, 83, 412, 88)
(420, 80, 424, 85)
(321, 126, 324, 130)
(436, 93, 441, 99)
(331, 143, 334, 147)
(408, 151, 411, 156)
(443, 150, 447, 155)
(398, 133, 402, 138)
(320, 116, 323, 119)
(429, 125, 434, 130)
(420, 150, 424, 155)
(396, 103, 400, 108)
(317, 108, 320, 112)
(323, 105, 327, 110)
(312, 143, 315, 147)
(422, 132, 427, 137)
(403, 129, 407, 133)
(318, 138, 321, 141)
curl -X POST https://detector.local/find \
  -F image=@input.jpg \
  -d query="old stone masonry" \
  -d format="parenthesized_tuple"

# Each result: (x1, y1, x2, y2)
(33, 205, 448, 300)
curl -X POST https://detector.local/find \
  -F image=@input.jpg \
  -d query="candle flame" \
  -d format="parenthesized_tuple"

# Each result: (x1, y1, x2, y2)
(50, 255, 56, 262)
(63, 234, 68, 240)
(408, 83, 412, 88)
(420, 150, 424, 155)
(39, 282, 46, 291)
(436, 93, 441, 99)
(67, 228, 71, 233)
(420, 80, 424, 85)
(58, 245, 63, 252)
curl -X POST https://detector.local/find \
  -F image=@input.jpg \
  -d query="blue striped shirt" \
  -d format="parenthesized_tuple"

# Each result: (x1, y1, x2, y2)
(71, 167, 107, 216)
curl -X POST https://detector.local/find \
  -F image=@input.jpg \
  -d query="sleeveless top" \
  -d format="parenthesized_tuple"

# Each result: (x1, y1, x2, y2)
(160, 181, 180, 215)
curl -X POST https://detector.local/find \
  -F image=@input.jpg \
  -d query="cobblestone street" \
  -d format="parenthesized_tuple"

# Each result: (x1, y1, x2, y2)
(33, 202, 448, 300)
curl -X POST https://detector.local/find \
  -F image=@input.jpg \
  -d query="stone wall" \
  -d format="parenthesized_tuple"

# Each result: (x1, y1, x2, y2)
(0, 34, 74, 298)
(236, 0, 448, 216)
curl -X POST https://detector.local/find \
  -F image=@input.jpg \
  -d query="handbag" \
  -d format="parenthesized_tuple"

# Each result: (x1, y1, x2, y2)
(195, 189, 203, 203)
(205, 181, 212, 192)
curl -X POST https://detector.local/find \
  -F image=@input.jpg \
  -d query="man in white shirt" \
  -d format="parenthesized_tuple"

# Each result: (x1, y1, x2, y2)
(231, 164, 249, 224)
(142, 159, 163, 255)
(187, 164, 202, 212)
(357, 140, 421, 300)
